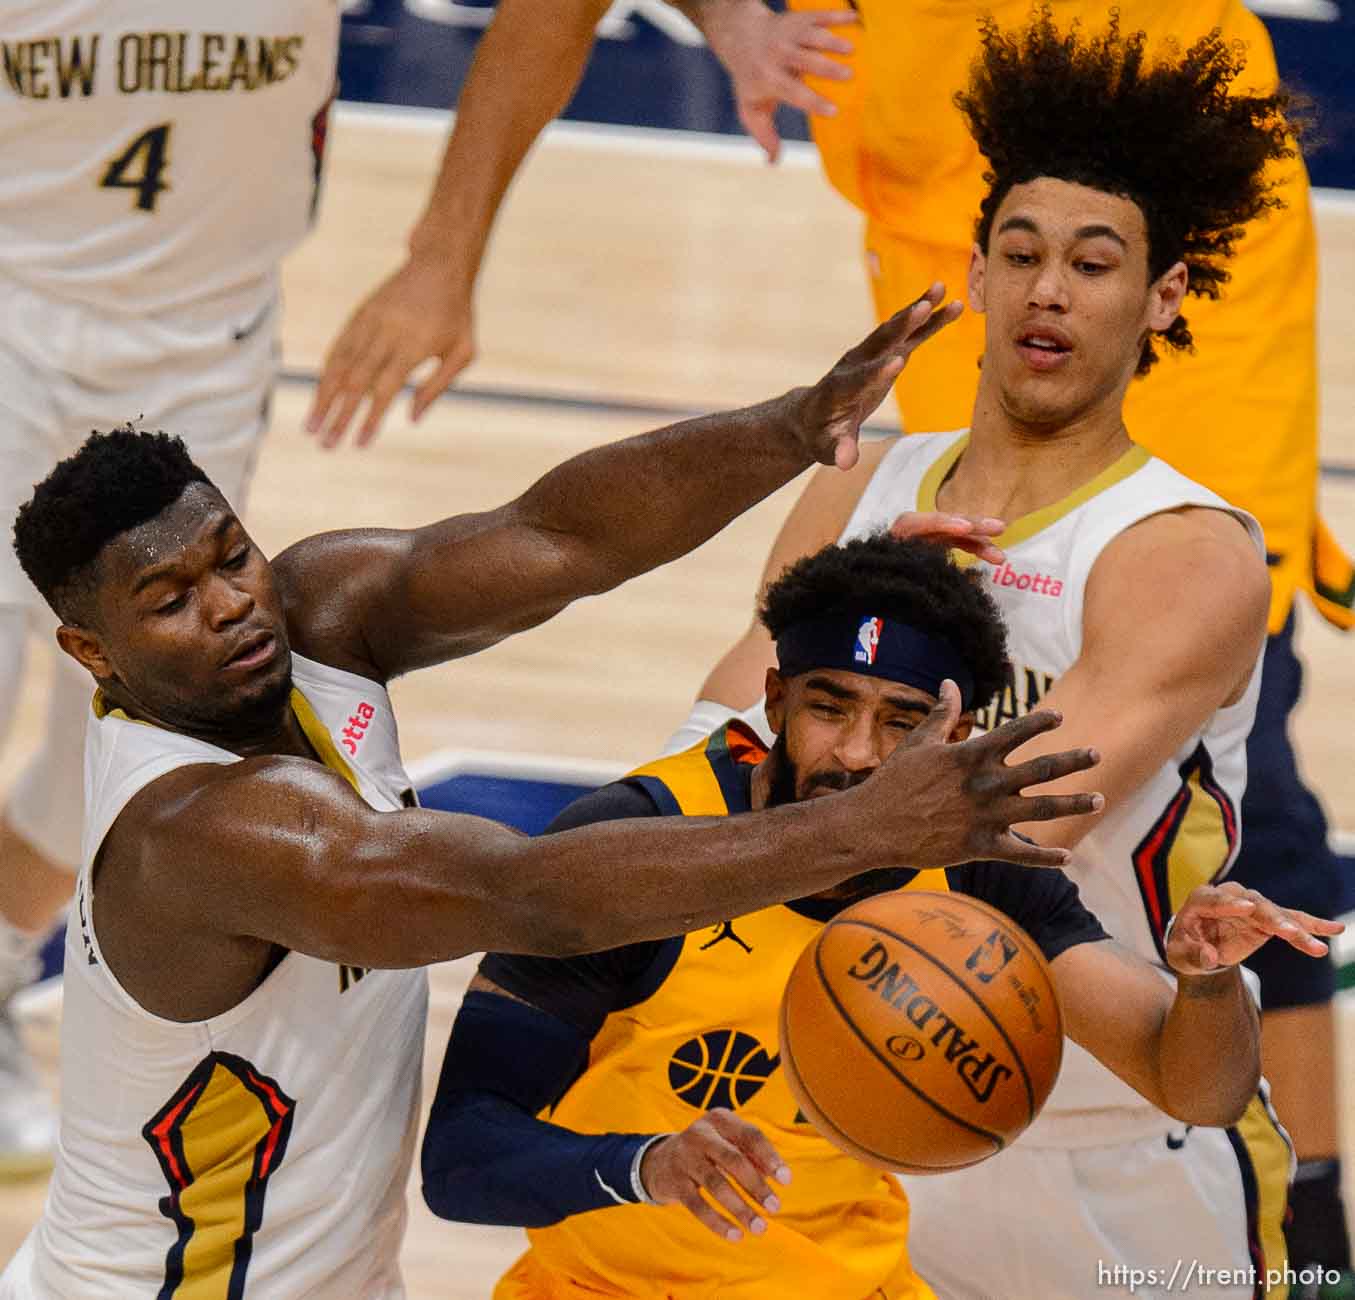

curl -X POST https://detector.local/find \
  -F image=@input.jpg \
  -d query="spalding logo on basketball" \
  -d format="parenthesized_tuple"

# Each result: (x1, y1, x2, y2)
(668, 1029, 780, 1112)
(779, 891, 1063, 1173)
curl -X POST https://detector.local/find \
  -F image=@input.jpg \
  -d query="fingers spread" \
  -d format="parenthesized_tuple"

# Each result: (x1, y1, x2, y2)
(980, 707, 1066, 759)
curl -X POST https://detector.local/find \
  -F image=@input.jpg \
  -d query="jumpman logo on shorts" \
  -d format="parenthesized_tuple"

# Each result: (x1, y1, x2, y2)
(699, 920, 753, 954)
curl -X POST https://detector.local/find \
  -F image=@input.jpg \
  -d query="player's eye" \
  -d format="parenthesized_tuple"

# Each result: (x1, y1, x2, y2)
(223, 547, 250, 570)
(156, 593, 188, 615)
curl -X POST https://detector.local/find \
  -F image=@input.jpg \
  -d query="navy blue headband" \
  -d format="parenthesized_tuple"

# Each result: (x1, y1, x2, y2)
(775, 614, 976, 710)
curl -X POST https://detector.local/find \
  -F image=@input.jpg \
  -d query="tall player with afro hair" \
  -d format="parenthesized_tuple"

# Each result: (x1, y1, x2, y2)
(674, 12, 1324, 1297)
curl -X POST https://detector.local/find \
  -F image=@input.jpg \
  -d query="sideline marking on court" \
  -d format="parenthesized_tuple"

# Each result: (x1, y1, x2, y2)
(333, 103, 1355, 208)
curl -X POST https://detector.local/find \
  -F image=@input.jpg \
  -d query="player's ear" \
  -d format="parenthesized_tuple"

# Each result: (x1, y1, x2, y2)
(1147, 259, 1188, 331)
(764, 668, 787, 736)
(967, 244, 987, 313)
(57, 623, 113, 681)
(948, 712, 975, 743)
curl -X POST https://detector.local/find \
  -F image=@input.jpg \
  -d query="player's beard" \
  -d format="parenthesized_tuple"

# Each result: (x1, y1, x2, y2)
(766, 735, 913, 903)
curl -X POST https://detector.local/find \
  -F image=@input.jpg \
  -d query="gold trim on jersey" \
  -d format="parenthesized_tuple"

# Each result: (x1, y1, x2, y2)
(1131, 744, 1238, 955)
(917, 435, 1152, 553)
(93, 686, 361, 794)
(1229, 1089, 1295, 1299)
(288, 688, 360, 794)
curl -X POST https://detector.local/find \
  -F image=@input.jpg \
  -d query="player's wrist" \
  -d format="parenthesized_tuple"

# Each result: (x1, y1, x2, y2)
(631, 1133, 671, 1205)
(1162, 912, 1231, 977)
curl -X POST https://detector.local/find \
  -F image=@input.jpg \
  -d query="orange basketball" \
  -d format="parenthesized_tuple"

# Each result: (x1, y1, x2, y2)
(779, 890, 1063, 1174)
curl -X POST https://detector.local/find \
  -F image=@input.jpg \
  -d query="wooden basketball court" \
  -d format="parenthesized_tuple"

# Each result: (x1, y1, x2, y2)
(0, 109, 1350, 1295)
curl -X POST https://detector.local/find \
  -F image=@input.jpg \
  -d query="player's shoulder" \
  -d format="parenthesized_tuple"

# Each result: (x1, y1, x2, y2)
(271, 528, 410, 678)
(1096, 502, 1265, 594)
(546, 780, 664, 834)
(113, 753, 348, 866)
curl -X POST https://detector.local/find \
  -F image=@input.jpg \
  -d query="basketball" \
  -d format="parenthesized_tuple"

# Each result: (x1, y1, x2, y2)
(779, 890, 1064, 1174)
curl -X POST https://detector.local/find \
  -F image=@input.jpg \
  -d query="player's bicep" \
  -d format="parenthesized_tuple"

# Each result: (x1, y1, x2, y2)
(1010, 515, 1266, 838)
(144, 759, 388, 953)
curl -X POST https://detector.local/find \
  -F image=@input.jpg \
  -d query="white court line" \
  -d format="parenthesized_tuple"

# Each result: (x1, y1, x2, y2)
(406, 746, 628, 790)
(333, 102, 1355, 202)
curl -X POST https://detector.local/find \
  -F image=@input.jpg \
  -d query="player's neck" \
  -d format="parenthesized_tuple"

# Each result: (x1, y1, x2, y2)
(101, 687, 316, 762)
(944, 390, 1133, 520)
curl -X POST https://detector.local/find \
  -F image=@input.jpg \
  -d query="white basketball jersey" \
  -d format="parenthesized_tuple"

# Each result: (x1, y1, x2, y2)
(0, 2, 340, 315)
(6, 654, 427, 1299)
(843, 431, 1264, 1144)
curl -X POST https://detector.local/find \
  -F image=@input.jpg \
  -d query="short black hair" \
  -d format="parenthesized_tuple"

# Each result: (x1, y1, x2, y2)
(958, 7, 1301, 373)
(13, 426, 214, 623)
(758, 533, 1010, 708)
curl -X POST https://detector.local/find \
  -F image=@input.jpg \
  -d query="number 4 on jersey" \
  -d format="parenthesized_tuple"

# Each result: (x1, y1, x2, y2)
(100, 123, 172, 212)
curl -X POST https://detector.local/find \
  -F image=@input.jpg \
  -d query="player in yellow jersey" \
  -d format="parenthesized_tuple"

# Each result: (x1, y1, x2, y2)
(422, 534, 1338, 1300)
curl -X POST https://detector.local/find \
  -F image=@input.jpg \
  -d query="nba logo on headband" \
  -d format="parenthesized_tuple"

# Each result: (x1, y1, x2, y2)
(854, 616, 883, 666)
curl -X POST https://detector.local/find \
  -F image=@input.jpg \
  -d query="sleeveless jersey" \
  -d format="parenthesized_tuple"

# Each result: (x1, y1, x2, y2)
(501, 725, 946, 1300)
(841, 432, 1265, 1144)
(0, 1, 339, 316)
(9, 653, 427, 1299)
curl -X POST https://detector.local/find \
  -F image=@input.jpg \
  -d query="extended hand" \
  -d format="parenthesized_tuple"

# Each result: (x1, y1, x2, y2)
(1166, 881, 1344, 975)
(697, 0, 858, 162)
(891, 511, 1007, 566)
(306, 252, 475, 449)
(639, 1109, 791, 1242)
(865, 682, 1103, 868)
(793, 284, 963, 470)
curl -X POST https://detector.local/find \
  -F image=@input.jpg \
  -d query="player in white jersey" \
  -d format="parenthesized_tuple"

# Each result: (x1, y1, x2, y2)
(0, 1, 341, 1170)
(667, 15, 1318, 1299)
(0, 311, 1117, 1296)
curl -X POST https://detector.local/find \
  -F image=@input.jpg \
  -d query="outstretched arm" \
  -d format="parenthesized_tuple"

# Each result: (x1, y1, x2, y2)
(131, 694, 1100, 970)
(309, 0, 614, 446)
(284, 293, 962, 682)
(1054, 883, 1342, 1126)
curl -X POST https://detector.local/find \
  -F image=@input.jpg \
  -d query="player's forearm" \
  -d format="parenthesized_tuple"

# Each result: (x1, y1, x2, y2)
(1155, 970, 1260, 1126)
(422, 1092, 655, 1225)
(424, 991, 657, 1225)
(408, 0, 609, 273)
(514, 393, 816, 598)
(312, 790, 868, 966)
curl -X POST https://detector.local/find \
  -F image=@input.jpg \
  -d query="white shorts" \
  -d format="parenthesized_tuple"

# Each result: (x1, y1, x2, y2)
(0, 273, 278, 865)
(0, 271, 278, 608)
(898, 1092, 1293, 1300)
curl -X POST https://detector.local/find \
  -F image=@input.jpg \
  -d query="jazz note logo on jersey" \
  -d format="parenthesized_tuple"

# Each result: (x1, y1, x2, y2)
(854, 616, 883, 666)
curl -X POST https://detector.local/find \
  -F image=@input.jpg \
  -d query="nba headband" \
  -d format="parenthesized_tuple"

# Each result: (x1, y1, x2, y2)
(776, 613, 977, 710)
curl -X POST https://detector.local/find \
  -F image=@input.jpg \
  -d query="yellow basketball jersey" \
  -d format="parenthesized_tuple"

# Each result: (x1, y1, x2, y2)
(787, 0, 1350, 634)
(496, 726, 944, 1300)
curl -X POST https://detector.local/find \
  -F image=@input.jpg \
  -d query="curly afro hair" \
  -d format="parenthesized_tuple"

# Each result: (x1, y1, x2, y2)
(14, 426, 214, 623)
(758, 533, 1010, 709)
(958, 7, 1302, 373)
